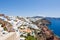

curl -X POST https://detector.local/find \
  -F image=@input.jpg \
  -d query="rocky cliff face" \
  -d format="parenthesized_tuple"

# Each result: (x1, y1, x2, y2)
(34, 19, 60, 40)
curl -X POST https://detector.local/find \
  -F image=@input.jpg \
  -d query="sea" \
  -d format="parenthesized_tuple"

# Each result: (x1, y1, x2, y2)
(46, 18, 60, 37)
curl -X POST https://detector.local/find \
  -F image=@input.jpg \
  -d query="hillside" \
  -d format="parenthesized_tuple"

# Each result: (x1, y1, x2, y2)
(0, 14, 59, 40)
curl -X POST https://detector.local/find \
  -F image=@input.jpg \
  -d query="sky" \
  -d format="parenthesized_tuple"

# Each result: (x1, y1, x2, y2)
(0, 0, 60, 17)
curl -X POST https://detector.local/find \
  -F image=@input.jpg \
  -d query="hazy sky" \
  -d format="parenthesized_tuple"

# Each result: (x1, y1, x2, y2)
(0, 0, 60, 17)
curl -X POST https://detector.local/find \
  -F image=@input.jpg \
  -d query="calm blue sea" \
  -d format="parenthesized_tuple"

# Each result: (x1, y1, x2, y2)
(46, 18, 60, 37)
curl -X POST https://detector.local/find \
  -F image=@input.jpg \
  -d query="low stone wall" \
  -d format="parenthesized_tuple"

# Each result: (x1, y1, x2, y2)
(5, 32, 16, 40)
(0, 32, 19, 40)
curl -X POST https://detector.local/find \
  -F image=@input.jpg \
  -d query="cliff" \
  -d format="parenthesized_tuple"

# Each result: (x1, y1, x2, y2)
(0, 14, 59, 40)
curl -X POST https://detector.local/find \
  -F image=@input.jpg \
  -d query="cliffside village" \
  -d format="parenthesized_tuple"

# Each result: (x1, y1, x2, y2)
(0, 14, 60, 40)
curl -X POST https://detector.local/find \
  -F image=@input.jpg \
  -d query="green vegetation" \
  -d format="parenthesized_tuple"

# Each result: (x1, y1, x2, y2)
(25, 36, 37, 40)
(25, 33, 37, 40)
(4, 27, 7, 31)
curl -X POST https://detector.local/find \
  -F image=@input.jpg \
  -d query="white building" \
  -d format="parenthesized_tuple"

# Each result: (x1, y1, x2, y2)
(20, 37, 25, 40)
